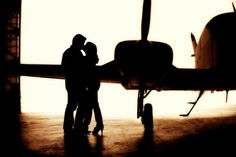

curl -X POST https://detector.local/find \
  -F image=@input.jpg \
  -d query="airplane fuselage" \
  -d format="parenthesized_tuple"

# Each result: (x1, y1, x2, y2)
(193, 12, 236, 70)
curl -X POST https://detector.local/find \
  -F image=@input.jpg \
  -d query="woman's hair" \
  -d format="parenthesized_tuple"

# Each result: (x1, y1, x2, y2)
(84, 42, 99, 64)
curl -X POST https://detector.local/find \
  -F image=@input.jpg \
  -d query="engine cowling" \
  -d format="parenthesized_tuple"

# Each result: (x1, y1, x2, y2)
(114, 40, 173, 88)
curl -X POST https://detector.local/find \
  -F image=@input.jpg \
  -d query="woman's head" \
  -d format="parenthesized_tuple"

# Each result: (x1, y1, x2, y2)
(84, 42, 99, 64)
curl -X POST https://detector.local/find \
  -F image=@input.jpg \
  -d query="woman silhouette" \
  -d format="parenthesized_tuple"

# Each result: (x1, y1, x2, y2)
(84, 41, 104, 135)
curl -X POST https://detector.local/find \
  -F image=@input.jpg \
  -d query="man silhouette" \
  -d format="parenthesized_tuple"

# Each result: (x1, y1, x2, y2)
(61, 34, 88, 134)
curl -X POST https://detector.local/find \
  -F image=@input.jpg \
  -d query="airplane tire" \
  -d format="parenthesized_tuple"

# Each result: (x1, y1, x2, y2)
(143, 103, 153, 131)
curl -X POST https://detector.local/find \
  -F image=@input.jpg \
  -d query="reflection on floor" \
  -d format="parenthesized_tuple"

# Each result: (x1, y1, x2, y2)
(3, 112, 236, 157)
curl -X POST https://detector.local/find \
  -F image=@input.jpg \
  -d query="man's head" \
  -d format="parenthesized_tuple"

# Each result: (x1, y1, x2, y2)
(72, 34, 86, 48)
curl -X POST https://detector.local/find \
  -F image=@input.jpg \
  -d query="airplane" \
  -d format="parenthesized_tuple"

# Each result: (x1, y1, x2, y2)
(3, 0, 236, 130)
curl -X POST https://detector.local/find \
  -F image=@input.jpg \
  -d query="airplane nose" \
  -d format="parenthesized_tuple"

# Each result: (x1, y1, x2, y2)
(114, 40, 173, 80)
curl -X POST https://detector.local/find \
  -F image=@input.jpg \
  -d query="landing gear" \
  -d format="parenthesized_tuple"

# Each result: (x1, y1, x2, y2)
(137, 89, 153, 130)
(143, 103, 153, 130)
(180, 90, 204, 117)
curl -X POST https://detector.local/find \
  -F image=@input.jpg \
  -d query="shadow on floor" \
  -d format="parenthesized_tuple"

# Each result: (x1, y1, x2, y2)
(3, 113, 236, 157)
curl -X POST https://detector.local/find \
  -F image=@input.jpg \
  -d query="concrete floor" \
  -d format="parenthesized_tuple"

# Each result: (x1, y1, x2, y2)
(2, 110, 236, 157)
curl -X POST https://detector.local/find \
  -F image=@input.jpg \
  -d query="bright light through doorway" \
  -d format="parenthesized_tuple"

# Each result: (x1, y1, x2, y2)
(21, 0, 236, 118)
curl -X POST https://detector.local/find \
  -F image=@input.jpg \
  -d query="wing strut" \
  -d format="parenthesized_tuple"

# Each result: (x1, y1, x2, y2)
(180, 90, 204, 117)
(225, 90, 229, 103)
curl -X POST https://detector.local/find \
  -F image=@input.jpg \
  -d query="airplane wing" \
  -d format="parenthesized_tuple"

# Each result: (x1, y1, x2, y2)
(162, 68, 236, 91)
(115, 65, 236, 92)
(4, 61, 122, 83)
(5, 63, 64, 79)
(6, 61, 236, 91)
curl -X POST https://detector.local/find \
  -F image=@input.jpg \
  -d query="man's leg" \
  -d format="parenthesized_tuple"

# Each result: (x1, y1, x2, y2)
(74, 88, 88, 133)
(63, 92, 77, 134)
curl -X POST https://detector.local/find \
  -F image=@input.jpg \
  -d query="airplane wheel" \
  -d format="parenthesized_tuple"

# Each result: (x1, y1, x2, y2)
(143, 103, 153, 131)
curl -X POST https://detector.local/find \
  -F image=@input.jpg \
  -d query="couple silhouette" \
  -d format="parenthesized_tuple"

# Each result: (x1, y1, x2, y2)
(62, 34, 103, 136)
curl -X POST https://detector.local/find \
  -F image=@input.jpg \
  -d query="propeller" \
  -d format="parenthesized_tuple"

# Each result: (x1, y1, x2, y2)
(232, 2, 236, 12)
(141, 0, 151, 41)
(114, 0, 173, 89)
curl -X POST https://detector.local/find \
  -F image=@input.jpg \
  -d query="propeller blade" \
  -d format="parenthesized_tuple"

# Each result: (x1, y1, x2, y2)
(141, 0, 151, 40)
(232, 2, 236, 12)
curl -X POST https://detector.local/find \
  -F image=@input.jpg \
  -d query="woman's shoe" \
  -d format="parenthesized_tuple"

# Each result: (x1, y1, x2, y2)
(92, 124, 104, 135)
(83, 126, 91, 135)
